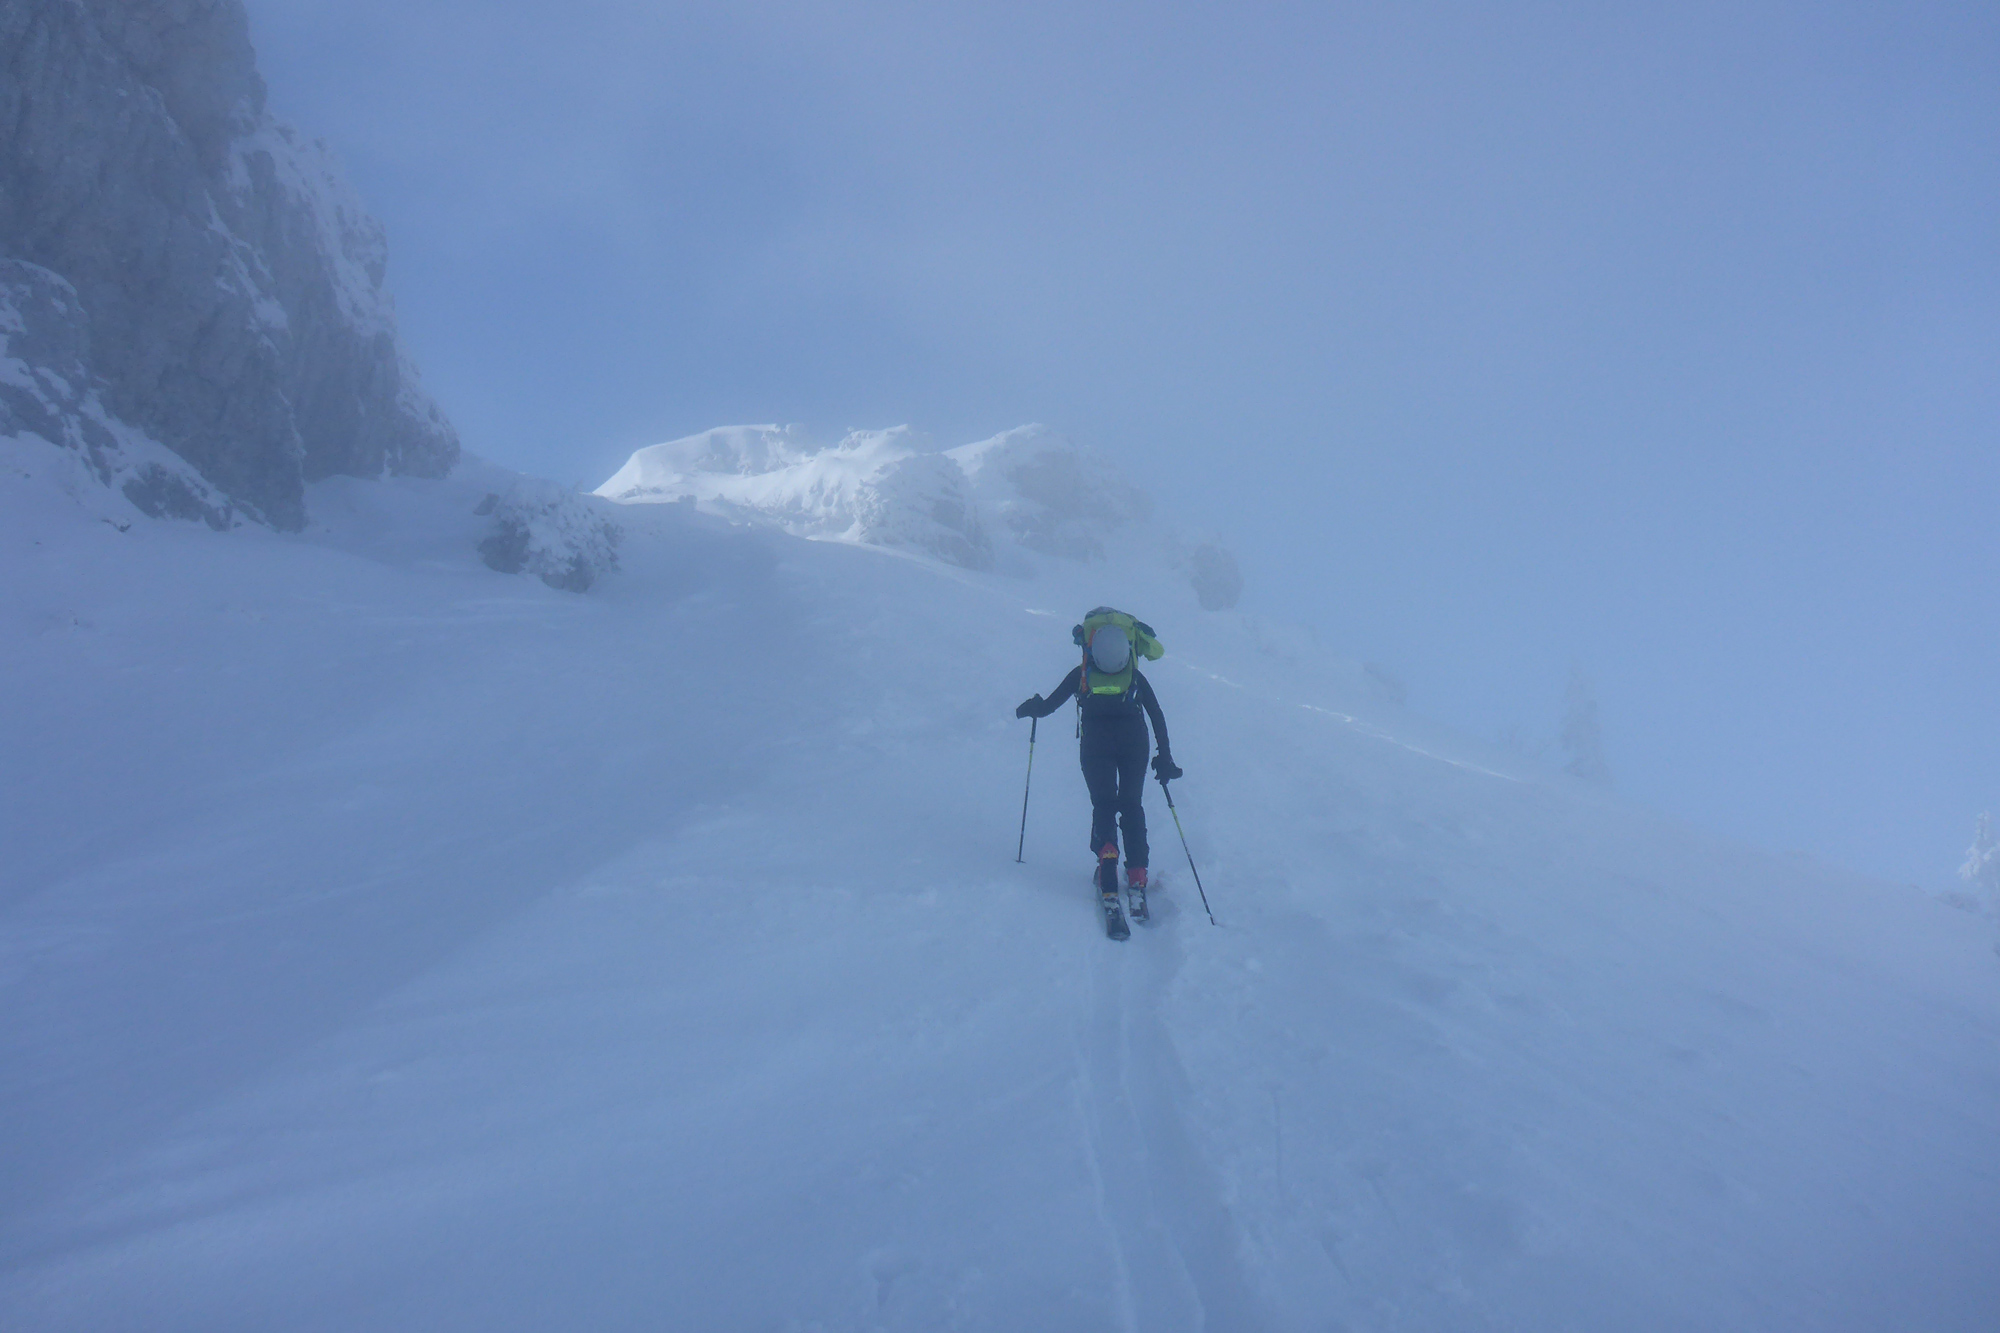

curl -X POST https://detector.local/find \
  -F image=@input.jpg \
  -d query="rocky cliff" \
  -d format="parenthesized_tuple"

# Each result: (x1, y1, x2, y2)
(1, 0, 456, 529)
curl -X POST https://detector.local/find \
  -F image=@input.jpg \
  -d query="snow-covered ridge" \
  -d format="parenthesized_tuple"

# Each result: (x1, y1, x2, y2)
(596, 422, 1243, 606)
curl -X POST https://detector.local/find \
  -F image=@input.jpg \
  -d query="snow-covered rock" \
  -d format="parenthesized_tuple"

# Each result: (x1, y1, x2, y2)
(596, 422, 1248, 604)
(1961, 812, 1999, 913)
(476, 479, 622, 593)
(1163, 534, 1245, 611)
(0, 0, 456, 529)
(594, 424, 813, 495)
(597, 425, 993, 571)
(946, 424, 1150, 561)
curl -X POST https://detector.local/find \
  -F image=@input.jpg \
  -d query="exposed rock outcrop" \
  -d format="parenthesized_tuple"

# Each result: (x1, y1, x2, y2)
(1, 257, 232, 526)
(1, 0, 456, 529)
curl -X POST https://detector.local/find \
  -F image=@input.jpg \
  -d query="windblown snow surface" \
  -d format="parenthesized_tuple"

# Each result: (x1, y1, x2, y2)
(3, 435, 1998, 1332)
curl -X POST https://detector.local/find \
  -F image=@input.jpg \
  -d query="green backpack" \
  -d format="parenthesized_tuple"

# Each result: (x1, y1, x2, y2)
(1071, 606, 1164, 703)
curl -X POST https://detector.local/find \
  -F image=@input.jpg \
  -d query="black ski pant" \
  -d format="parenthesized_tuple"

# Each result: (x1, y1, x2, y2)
(1080, 714, 1149, 868)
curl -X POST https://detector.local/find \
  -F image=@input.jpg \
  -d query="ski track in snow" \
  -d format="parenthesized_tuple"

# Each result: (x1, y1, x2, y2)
(1074, 895, 1266, 1332)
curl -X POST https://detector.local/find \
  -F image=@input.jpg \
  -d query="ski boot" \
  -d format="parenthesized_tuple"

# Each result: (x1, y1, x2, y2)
(1126, 865, 1149, 923)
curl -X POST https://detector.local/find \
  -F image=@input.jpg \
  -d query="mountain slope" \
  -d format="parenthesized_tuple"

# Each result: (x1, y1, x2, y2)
(2, 466, 1996, 1331)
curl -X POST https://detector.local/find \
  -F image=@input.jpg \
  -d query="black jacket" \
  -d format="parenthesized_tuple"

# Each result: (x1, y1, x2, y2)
(1026, 665, 1171, 756)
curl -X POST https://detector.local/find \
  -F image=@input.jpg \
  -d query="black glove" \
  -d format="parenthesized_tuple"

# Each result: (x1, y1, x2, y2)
(1151, 753, 1183, 782)
(1015, 695, 1044, 719)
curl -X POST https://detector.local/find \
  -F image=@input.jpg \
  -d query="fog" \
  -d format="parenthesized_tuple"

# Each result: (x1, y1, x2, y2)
(244, 0, 1997, 888)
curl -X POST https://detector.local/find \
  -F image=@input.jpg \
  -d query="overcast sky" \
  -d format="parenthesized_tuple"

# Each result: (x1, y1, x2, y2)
(244, 0, 1997, 888)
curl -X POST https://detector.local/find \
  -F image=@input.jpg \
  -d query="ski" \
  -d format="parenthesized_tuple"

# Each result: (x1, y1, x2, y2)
(1096, 861, 1130, 940)
(1127, 881, 1149, 924)
(1102, 891, 1131, 940)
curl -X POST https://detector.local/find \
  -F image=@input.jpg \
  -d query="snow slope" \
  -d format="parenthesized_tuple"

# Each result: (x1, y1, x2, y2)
(3, 448, 1998, 1331)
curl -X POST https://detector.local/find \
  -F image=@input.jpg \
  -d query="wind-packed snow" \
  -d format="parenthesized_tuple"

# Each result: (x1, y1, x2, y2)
(4, 442, 1998, 1331)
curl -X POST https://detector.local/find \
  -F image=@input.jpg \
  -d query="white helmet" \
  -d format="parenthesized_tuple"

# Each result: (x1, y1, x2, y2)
(1090, 624, 1131, 674)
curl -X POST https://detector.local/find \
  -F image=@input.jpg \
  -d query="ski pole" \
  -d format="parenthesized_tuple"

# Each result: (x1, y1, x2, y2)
(1015, 716, 1037, 863)
(1158, 777, 1217, 925)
